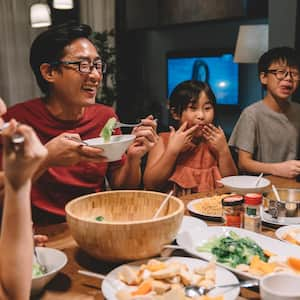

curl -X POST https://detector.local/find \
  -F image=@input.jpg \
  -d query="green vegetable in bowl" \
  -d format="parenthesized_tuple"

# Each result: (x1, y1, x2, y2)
(100, 117, 117, 142)
(32, 263, 46, 278)
(197, 231, 268, 268)
(95, 216, 104, 222)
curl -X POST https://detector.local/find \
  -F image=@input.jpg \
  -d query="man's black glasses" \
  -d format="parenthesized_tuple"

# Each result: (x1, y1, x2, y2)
(51, 60, 107, 74)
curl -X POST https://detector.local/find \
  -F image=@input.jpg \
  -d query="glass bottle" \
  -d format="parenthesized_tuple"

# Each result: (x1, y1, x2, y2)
(244, 193, 262, 232)
(222, 195, 244, 227)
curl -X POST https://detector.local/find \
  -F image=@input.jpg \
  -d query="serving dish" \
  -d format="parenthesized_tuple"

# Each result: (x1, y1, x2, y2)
(187, 195, 228, 222)
(177, 215, 207, 236)
(275, 225, 300, 246)
(176, 226, 300, 280)
(261, 208, 300, 228)
(101, 256, 240, 300)
(66, 190, 184, 262)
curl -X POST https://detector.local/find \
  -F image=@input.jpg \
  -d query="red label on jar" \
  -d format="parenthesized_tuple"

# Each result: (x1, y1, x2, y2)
(224, 215, 242, 227)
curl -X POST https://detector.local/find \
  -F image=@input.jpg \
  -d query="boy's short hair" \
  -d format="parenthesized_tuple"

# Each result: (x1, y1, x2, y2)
(30, 22, 93, 95)
(258, 46, 300, 74)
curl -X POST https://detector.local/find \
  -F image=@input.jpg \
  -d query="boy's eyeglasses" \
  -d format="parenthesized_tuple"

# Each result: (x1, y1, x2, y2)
(266, 69, 300, 81)
(51, 60, 107, 74)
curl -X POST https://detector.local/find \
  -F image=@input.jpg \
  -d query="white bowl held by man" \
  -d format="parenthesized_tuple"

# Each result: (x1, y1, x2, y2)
(31, 247, 67, 296)
(84, 134, 135, 162)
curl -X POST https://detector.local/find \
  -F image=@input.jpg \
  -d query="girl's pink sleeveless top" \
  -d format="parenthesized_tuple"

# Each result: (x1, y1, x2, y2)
(160, 132, 222, 196)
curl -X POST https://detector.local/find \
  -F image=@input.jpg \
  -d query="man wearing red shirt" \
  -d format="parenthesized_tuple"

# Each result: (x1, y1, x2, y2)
(0, 23, 157, 224)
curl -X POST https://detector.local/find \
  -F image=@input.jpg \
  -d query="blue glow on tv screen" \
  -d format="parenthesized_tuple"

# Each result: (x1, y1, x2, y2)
(167, 52, 239, 105)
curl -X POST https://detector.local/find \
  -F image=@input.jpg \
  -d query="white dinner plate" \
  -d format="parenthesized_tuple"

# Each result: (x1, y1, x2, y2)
(187, 198, 223, 222)
(262, 208, 300, 227)
(101, 256, 240, 300)
(275, 225, 300, 246)
(177, 215, 207, 237)
(176, 226, 300, 280)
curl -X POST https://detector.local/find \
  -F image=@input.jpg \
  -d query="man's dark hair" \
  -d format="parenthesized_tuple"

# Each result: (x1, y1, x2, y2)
(258, 46, 300, 74)
(30, 22, 93, 95)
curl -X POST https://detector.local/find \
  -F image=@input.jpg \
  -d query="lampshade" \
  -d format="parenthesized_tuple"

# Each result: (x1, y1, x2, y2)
(53, 0, 74, 9)
(30, 3, 51, 28)
(234, 24, 269, 63)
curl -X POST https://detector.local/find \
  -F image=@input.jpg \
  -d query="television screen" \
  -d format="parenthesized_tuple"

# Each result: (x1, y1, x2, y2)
(167, 51, 239, 105)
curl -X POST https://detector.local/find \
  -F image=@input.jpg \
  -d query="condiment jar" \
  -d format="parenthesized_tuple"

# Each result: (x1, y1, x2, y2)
(244, 193, 262, 232)
(222, 195, 244, 227)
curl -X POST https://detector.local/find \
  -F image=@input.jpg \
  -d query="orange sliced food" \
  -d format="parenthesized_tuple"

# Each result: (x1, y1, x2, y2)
(263, 249, 276, 257)
(250, 255, 276, 274)
(146, 262, 167, 272)
(131, 280, 152, 296)
(287, 257, 300, 272)
(199, 296, 224, 300)
(283, 233, 300, 245)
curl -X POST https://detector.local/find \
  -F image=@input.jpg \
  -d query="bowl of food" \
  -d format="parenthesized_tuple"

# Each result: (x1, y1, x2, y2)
(31, 247, 67, 296)
(65, 190, 184, 262)
(84, 134, 135, 162)
(260, 272, 300, 300)
(219, 175, 270, 194)
(264, 188, 300, 218)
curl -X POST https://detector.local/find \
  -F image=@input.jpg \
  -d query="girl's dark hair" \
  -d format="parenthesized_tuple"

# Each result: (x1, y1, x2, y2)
(30, 22, 93, 95)
(169, 80, 217, 118)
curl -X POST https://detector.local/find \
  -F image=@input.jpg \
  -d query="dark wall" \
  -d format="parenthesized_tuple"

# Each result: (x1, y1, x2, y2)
(117, 17, 266, 136)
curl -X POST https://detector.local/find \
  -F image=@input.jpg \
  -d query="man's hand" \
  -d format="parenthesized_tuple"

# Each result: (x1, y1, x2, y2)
(43, 133, 107, 168)
(127, 115, 159, 160)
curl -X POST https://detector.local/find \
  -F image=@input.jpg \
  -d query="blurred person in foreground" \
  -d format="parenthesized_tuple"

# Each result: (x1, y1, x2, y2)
(229, 47, 300, 178)
(0, 98, 47, 299)
(0, 23, 157, 224)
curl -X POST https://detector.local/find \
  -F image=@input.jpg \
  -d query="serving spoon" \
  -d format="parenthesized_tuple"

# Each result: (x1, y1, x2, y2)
(152, 190, 173, 219)
(185, 279, 259, 297)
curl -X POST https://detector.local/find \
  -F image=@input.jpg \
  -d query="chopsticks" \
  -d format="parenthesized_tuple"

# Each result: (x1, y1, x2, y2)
(78, 269, 106, 280)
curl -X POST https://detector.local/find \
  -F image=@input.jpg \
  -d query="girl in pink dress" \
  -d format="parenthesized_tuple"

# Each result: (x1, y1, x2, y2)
(143, 80, 237, 196)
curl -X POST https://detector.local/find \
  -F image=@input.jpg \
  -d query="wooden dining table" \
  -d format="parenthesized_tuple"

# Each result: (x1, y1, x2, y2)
(34, 176, 300, 300)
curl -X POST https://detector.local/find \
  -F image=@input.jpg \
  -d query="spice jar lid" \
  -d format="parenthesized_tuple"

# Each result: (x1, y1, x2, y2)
(244, 193, 262, 205)
(222, 195, 244, 206)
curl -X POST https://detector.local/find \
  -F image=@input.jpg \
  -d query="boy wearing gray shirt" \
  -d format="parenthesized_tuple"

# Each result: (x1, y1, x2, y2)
(229, 47, 300, 178)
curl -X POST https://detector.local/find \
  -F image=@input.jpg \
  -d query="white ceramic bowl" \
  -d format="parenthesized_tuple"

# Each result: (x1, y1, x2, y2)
(220, 175, 270, 194)
(84, 134, 135, 162)
(31, 247, 68, 296)
(260, 273, 300, 300)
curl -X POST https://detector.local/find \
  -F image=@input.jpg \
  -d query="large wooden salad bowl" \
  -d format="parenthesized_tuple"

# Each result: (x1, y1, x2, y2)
(65, 190, 184, 262)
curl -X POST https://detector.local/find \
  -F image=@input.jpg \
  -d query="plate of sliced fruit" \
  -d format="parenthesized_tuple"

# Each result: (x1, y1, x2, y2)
(101, 256, 240, 300)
